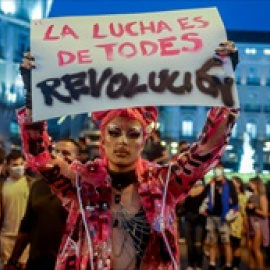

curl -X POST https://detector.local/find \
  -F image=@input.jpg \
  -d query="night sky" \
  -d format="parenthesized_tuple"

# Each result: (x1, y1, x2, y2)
(49, 0, 270, 33)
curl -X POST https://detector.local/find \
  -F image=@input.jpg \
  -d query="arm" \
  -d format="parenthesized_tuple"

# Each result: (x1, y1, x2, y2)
(168, 107, 238, 199)
(17, 54, 77, 207)
(4, 233, 31, 270)
(167, 41, 239, 199)
(254, 195, 268, 218)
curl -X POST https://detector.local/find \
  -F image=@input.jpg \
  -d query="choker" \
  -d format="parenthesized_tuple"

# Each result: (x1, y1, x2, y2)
(109, 169, 137, 191)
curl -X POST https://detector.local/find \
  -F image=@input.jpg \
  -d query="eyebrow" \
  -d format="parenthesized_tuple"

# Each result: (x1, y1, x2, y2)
(107, 124, 142, 130)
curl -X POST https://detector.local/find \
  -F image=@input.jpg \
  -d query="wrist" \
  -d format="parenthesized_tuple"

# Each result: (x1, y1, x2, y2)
(7, 258, 19, 267)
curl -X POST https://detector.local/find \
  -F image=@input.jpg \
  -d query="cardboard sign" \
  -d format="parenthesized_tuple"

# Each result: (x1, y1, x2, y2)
(31, 7, 238, 121)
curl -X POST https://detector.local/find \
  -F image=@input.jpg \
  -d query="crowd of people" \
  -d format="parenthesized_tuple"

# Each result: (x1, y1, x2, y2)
(175, 157, 270, 270)
(1, 134, 270, 270)
(0, 40, 268, 270)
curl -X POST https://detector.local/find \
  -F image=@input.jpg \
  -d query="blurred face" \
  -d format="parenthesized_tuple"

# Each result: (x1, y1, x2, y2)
(53, 141, 78, 163)
(8, 157, 25, 179)
(103, 116, 145, 172)
(214, 165, 224, 181)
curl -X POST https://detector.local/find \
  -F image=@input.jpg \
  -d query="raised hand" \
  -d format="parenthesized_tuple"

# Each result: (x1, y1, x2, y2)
(20, 52, 35, 114)
(215, 41, 239, 70)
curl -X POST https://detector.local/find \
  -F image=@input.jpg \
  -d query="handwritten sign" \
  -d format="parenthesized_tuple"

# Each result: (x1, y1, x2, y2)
(31, 7, 238, 121)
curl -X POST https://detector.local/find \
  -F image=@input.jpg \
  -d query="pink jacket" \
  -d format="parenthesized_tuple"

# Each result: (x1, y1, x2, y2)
(17, 106, 238, 270)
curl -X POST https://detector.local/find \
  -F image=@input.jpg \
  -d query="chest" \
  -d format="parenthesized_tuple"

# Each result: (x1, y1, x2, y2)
(2, 178, 29, 204)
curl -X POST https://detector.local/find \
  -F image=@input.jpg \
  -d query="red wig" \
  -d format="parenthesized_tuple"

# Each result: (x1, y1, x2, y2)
(92, 106, 158, 138)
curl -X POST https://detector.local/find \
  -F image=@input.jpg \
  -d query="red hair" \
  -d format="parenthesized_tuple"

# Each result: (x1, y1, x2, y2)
(92, 106, 158, 137)
(92, 106, 158, 160)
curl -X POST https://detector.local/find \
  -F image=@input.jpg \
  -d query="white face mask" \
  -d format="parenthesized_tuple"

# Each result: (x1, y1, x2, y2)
(10, 165, 25, 178)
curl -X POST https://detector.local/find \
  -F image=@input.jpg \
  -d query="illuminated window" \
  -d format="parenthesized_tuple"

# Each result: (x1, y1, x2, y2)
(263, 49, 270, 55)
(182, 120, 193, 136)
(266, 123, 270, 137)
(31, 2, 42, 20)
(246, 122, 257, 138)
(1, 0, 16, 14)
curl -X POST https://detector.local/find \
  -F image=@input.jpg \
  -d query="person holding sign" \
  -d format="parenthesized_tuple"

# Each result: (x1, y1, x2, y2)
(17, 41, 238, 270)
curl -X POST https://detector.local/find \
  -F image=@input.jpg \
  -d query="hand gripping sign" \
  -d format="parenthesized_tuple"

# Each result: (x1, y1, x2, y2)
(31, 7, 238, 121)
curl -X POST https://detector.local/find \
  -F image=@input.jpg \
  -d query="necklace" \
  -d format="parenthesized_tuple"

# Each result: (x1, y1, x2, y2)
(109, 170, 151, 269)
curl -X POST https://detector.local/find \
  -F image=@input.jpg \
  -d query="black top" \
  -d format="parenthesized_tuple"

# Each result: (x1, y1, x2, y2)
(184, 185, 208, 222)
(20, 179, 68, 270)
(184, 185, 209, 213)
(207, 179, 238, 217)
(211, 184, 223, 216)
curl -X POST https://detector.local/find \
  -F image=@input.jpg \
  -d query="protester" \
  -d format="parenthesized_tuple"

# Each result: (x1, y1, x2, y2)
(0, 148, 5, 176)
(265, 179, 270, 267)
(230, 176, 247, 270)
(183, 180, 208, 270)
(172, 141, 189, 162)
(143, 129, 169, 165)
(4, 138, 79, 270)
(203, 162, 239, 270)
(17, 41, 238, 270)
(0, 151, 30, 270)
(246, 177, 269, 270)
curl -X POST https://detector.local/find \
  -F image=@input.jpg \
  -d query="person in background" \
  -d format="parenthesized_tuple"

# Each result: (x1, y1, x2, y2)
(265, 179, 270, 267)
(230, 176, 248, 270)
(78, 149, 90, 164)
(0, 151, 30, 270)
(0, 148, 7, 183)
(172, 140, 189, 162)
(0, 148, 6, 177)
(143, 129, 169, 165)
(183, 180, 209, 270)
(204, 162, 239, 270)
(246, 177, 269, 270)
(0, 147, 6, 267)
(4, 138, 79, 270)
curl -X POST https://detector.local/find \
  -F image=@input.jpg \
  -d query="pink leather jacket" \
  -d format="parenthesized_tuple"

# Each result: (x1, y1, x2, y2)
(17, 106, 238, 270)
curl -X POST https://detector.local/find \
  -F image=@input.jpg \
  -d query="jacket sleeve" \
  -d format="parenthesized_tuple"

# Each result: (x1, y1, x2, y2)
(167, 106, 239, 200)
(17, 107, 77, 209)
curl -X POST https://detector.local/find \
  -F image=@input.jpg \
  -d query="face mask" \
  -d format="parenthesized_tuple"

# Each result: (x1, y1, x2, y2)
(10, 165, 25, 178)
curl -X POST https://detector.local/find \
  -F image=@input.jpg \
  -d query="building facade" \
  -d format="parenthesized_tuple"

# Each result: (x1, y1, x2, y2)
(0, 1, 270, 173)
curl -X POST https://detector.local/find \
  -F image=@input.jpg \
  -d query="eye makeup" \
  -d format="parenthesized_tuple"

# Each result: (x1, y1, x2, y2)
(107, 124, 142, 139)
